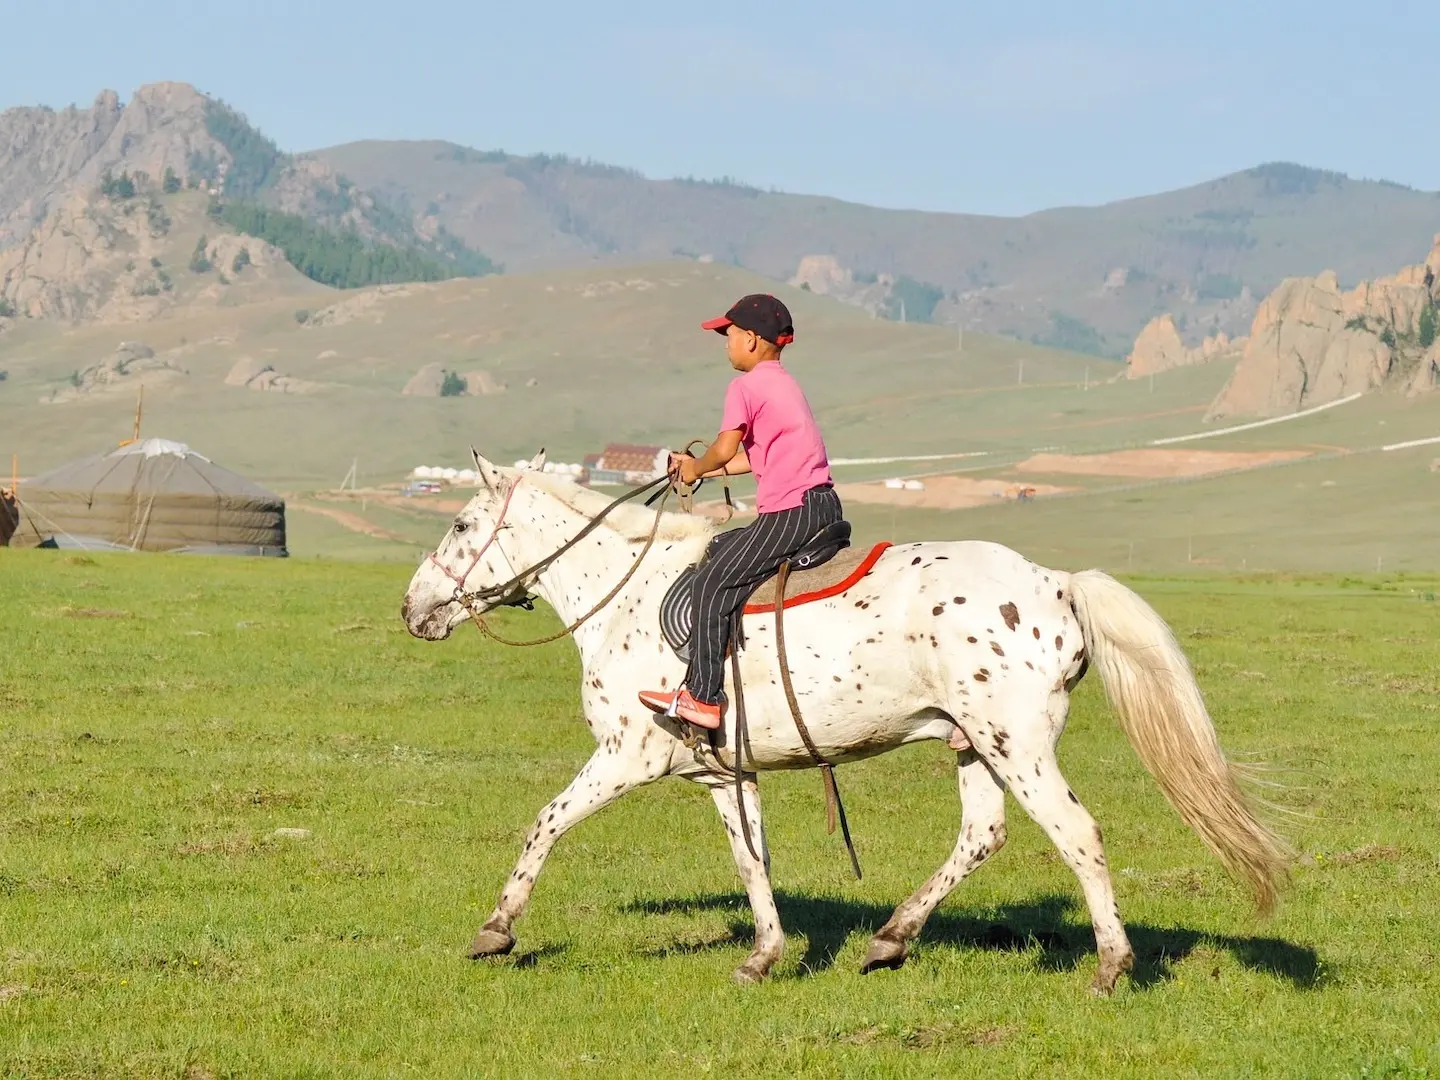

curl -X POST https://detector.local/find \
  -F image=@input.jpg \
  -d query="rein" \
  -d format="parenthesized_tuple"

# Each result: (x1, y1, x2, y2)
(429, 464, 863, 880)
(435, 473, 675, 648)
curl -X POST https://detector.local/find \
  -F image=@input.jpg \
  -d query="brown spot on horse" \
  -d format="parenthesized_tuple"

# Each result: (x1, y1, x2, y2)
(999, 602, 1020, 631)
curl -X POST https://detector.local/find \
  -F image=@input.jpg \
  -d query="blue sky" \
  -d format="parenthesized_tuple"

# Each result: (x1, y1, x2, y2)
(3, 0, 1436, 216)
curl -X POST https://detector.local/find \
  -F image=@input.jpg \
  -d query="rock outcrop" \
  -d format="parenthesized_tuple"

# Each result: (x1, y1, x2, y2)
(304, 284, 417, 328)
(0, 192, 174, 322)
(0, 84, 219, 251)
(1410, 341, 1440, 397)
(1207, 235, 1440, 420)
(1125, 314, 1246, 378)
(1, 81, 464, 319)
(401, 363, 502, 397)
(40, 341, 187, 403)
(790, 255, 896, 318)
(461, 369, 506, 396)
(224, 356, 320, 394)
(402, 363, 449, 397)
(0, 189, 299, 324)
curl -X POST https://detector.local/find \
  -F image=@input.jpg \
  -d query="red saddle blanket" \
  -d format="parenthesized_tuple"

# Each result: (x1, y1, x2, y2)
(742, 542, 893, 616)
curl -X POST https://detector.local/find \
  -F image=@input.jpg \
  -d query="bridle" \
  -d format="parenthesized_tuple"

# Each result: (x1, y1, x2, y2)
(426, 471, 680, 648)
(427, 471, 526, 601)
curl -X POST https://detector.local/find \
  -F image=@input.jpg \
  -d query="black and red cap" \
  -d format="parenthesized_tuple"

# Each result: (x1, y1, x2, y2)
(701, 293, 795, 346)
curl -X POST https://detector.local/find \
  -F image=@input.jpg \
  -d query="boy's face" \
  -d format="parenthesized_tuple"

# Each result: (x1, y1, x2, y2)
(724, 325, 771, 371)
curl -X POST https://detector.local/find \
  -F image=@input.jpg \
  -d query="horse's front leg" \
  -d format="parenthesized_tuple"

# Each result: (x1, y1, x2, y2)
(704, 772, 784, 983)
(470, 743, 660, 958)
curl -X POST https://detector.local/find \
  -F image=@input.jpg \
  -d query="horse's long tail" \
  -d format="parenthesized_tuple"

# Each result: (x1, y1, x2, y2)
(1068, 569, 1293, 914)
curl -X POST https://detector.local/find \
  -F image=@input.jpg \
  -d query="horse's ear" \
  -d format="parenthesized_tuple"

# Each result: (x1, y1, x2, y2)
(528, 447, 547, 472)
(470, 447, 501, 494)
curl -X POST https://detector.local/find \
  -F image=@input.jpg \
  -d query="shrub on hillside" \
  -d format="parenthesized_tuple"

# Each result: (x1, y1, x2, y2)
(884, 275, 945, 323)
(1032, 313, 1112, 357)
(100, 171, 137, 199)
(189, 237, 212, 274)
(1419, 303, 1437, 350)
(440, 371, 467, 398)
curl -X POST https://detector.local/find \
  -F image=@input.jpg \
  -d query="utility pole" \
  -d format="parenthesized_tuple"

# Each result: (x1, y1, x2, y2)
(1083, 365, 1089, 391)
(957, 322, 964, 353)
(1017, 358, 1025, 385)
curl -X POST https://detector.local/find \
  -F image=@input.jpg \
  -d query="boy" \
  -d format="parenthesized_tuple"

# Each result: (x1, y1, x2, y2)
(638, 294, 842, 729)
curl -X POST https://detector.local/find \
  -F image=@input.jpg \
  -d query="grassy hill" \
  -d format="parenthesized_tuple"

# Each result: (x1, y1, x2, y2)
(312, 144, 1440, 353)
(5, 254, 1437, 574)
(0, 260, 1109, 487)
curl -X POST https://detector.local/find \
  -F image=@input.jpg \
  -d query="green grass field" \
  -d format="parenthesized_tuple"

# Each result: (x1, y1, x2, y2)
(3, 551, 1438, 1077)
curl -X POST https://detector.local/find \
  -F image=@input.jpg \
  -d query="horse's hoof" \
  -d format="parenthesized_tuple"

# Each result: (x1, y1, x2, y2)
(468, 926, 516, 959)
(732, 962, 768, 985)
(860, 935, 908, 974)
(1089, 950, 1134, 996)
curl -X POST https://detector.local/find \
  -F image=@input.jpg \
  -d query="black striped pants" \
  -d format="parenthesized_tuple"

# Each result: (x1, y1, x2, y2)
(685, 484, 843, 704)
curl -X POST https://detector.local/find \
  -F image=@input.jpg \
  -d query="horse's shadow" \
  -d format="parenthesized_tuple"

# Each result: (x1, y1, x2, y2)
(622, 891, 1323, 989)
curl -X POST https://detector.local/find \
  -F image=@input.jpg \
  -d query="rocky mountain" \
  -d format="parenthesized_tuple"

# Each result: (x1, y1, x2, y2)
(315, 142, 1440, 354)
(0, 83, 497, 327)
(1125, 315, 1245, 379)
(0, 84, 210, 252)
(0, 187, 325, 324)
(6, 83, 1440, 358)
(1121, 234, 1440, 418)
(1206, 235, 1440, 419)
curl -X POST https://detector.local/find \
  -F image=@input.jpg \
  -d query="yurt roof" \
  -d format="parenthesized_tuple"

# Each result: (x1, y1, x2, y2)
(25, 438, 281, 502)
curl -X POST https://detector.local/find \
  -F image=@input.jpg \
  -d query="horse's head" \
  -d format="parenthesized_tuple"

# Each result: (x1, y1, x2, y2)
(402, 448, 545, 640)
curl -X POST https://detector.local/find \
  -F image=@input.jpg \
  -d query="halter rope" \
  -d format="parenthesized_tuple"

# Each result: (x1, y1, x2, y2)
(428, 472, 678, 648)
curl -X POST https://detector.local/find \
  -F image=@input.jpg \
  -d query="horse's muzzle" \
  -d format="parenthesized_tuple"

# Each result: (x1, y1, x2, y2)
(401, 594, 458, 641)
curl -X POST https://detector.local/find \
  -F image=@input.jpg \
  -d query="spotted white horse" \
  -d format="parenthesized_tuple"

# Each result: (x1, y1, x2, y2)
(401, 451, 1291, 991)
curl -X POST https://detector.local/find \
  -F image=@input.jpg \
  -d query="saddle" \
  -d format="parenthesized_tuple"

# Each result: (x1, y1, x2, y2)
(661, 519, 884, 881)
(659, 521, 892, 662)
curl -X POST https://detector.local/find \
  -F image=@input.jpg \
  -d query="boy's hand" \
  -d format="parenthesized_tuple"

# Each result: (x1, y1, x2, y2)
(669, 452, 700, 486)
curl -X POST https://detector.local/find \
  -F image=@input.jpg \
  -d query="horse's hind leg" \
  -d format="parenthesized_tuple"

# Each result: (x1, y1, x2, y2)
(706, 773, 784, 984)
(972, 696, 1135, 994)
(861, 749, 1006, 974)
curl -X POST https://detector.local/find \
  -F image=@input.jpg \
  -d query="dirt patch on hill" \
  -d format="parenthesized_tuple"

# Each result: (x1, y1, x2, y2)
(837, 476, 1073, 510)
(1015, 448, 1311, 479)
(290, 503, 409, 543)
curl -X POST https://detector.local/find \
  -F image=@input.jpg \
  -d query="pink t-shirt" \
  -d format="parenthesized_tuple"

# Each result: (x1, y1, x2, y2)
(720, 361, 832, 513)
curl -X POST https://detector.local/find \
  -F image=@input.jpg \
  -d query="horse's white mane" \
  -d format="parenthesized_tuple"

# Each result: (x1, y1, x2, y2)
(519, 470, 717, 543)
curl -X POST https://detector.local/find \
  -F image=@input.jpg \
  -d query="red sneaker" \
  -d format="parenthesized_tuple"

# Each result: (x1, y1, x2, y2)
(637, 687, 723, 729)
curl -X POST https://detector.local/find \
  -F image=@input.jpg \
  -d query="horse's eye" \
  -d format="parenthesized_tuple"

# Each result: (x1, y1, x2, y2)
(454, 521, 468, 535)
